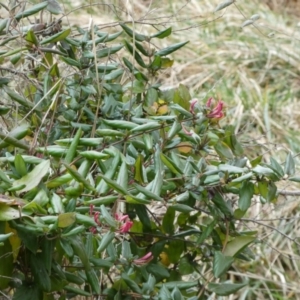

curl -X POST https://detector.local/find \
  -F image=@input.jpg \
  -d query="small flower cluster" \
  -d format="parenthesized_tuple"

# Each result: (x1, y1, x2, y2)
(133, 252, 153, 265)
(89, 205, 133, 234)
(189, 97, 225, 119)
(89, 205, 101, 234)
(115, 213, 133, 233)
(205, 97, 224, 119)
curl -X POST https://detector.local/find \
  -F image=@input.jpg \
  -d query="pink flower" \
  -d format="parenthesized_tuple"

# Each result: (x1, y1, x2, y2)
(115, 213, 129, 222)
(119, 220, 133, 233)
(94, 212, 101, 226)
(182, 124, 193, 136)
(115, 213, 133, 233)
(89, 205, 101, 234)
(206, 99, 224, 119)
(206, 97, 213, 108)
(189, 98, 198, 113)
(133, 252, 153, 265)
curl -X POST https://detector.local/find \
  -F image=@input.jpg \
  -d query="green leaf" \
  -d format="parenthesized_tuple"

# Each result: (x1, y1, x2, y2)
(172, 204, 194, 213)
(122, 273, 142, 293)
(159, 284, 172, 299)
(4, 87, 34, 109)
(102, 68, 124, 81)
(223, 236, 256, 257)
(178, 256, 194, 276)
(130, 122, 161, 133)
(213, 251, 234, 278)
(90, 44, 124, 58)
(284, 152, 295, 176)
(58, 212, 76, 228)
(151, 56, 163, 72)
(61, 225, 85, 237)
(26, 30, 39, 46)
(197, 220, 217, 244)
(15, 2, 48, 21)
(12, 160, 50, 193)
(69, 236, 91, 271)
(96, 129, 125, 137)
(156, 281, 198, 290)
(134, 204, 151, 230)
(102, 119, 138, 130)
(13, 284, 43, 300)
(60, 56, 81, 68)
(124, 40, 147, 68)
(64, 271, 85, 285)
(211, 192, 232, 216)
(125, 195, 151, 204)
(218, 164, 246, 174)
(56, 137, 102, 147)
(62, 162, 95, 191)
(215, 141, 234, 159)
(160, 153, 183, 175)
(162, 207, 175, 234)
(64, 285, 91, 296)
(151, 27, 172, 39)
(30, 254, 51, 291)
(134, 154, 144, 184)
(97, 231, 115, 253)
(116, 161, 128, 191)
(252, 165, 275, 177)
(40, 28, 71, 45)
(100, 205, 117, 227)
(47, 0, 64, 14)
(155, 41, 189, 56)
(86, 269, 100, 294)
(14, 154, 27, 177)
(98, 174, 127, 195)
(96, 154, 120, 194)
(289, 176, 300, 183)
(270, 157, 284, 177)
(171, 286, 183, 300)
(64, 128, 82, 164)
(0, 19, 8, 35)
(134, 184, 163, 201)
(238, 181, 254, 211)
(208, 281, 247, 296)
(119, 23, 147, 41)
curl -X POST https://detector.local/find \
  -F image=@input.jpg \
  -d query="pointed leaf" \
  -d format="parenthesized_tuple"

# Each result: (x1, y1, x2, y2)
(151, 27, 172, 39)
(284, 152, 295, 176)
(12, 160, 50, 193)
(213, 251, 234, 278)
(97, 231, 115, 253)
(208, 281, 247, 296)
(155, 41, 189, 56)
(58, 212, 76, 228)
(41, 28, 71, 45)
(160, 153, 183, 175)
(223, 236, 256, 257)
(15, 2, 48, 20)
(238, 181, 254, 211)
(119, 23, 147, 41)
(47, 0, 64, 14)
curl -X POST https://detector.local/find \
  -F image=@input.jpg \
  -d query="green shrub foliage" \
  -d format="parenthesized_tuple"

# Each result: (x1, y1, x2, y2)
(0, 1, 295, 299)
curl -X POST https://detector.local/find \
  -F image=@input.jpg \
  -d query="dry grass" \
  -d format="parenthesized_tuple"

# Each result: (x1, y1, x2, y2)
(60, 1, 300, 299)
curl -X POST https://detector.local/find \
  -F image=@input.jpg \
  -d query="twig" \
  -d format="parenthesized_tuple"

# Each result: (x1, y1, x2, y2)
(278, 189, 300, 196)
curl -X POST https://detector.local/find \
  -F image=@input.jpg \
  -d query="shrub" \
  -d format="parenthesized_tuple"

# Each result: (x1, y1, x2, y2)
(0, 1, 296, 299)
